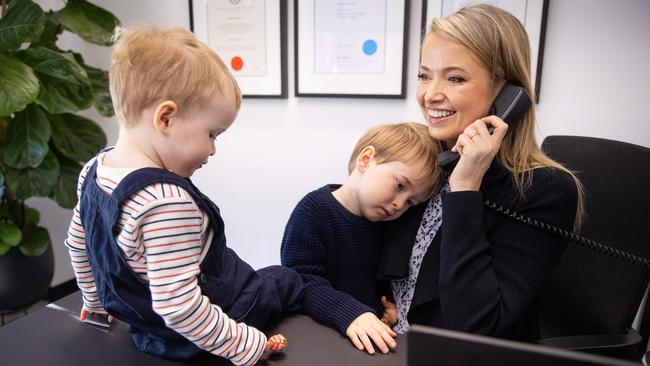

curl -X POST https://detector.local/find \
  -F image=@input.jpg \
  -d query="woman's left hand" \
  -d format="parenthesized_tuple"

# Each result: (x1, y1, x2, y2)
(449, 115, 508, 192)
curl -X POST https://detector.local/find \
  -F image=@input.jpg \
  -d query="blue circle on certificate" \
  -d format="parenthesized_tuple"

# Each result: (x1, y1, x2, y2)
(362, 39, 378, 55)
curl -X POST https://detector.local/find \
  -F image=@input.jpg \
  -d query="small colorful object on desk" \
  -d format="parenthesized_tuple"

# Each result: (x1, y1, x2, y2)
(267, 333, 288, 352)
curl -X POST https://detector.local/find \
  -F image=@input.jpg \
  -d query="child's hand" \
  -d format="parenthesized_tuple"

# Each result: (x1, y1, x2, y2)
(267, 333, 288, 352)
(380, 296, 398, 326)
(346, 312, 397, 355)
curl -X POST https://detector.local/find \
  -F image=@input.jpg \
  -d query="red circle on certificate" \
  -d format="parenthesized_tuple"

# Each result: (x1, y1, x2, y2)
(231, 56, 244, 71)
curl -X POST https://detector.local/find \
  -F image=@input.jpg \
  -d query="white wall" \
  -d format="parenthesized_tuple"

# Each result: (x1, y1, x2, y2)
(33, 0, 650, 286)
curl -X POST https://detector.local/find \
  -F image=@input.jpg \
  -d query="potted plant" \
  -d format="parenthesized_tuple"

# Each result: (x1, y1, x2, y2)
(0, 0, 119, 310)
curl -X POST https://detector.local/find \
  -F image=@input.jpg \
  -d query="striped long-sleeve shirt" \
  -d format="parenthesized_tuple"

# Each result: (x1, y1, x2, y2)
(64, 154, 266, 366)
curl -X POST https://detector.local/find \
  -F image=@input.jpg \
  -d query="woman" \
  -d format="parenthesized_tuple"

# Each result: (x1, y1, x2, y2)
(379, 4, 584, 341)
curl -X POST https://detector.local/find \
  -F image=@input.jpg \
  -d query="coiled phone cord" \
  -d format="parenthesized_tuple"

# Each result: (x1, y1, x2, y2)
(484, 199, 650, 269)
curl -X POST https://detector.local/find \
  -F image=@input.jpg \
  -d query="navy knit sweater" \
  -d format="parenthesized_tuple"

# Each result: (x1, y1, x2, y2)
(280, 185, 384, 335)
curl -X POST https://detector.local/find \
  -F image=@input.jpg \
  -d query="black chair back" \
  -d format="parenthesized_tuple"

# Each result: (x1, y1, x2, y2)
(539, 136, 650, 358)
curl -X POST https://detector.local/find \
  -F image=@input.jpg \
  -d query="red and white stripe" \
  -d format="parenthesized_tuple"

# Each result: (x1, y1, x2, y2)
(64, 155, 266, 365)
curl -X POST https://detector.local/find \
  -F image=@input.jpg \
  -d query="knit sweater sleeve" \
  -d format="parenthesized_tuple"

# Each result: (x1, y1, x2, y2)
(280, 196, 374, 335)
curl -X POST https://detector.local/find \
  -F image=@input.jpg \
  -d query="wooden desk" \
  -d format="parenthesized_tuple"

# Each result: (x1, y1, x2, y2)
(0, 292, 406, 365)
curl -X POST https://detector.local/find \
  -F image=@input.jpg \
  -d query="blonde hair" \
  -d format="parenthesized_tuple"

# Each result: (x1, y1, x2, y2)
(348, 122, 441, 196)
(427, 4, 584, 229)
(109, 26, 241, 127)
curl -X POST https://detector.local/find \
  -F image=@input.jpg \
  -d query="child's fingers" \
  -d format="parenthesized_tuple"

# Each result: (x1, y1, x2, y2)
(368, 330, 389, 354)
(79, 308, 88, 321)
(357, 331, 376, 355)
(347, 329, 365, 351)
(108, 314, 114, 323)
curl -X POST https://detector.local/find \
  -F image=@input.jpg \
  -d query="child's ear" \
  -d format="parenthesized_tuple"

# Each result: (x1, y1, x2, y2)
(356, 146, 376, 173)
(152, 101, 178, 133)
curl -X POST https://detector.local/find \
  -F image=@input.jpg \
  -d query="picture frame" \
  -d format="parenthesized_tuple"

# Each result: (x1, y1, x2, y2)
(294, 0, 409, 98)
(421, 0, 549, 102)
(189, 0, 288, 98)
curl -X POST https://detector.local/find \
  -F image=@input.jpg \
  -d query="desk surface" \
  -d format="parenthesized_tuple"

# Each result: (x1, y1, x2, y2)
(0, 292, 406, 366)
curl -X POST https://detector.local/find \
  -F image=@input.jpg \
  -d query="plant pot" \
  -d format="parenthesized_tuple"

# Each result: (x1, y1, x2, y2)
(0, 243, 54, 310)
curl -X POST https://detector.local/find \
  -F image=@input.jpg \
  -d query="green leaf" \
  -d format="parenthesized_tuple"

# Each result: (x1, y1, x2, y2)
(0, 53, 40, 116)
(0, 204, 11, 222)
(0, 223, 22, 247)
(57, 0, 119, 46)
(25, 206, 40, 227)
(0, 242, 11, 256)
(3, 104, 51, 169)
(49, 113, 106, 162)
(18, 47, 94, 114)
(71, 52, 114, 117)
(52, 157, 81, 209)
(85, 64, 114, 117)
(0, 0, 46, 51)
(18, 225, 50, 256)
(5, 149, 60, 199)
(32, 10, 62, 49)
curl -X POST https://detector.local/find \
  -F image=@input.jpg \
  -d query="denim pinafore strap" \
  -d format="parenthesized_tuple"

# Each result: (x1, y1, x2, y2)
(79, 159, 262, 360)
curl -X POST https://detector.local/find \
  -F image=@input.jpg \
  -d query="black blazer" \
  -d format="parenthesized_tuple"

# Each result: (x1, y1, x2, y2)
(378, 163, 578, 341)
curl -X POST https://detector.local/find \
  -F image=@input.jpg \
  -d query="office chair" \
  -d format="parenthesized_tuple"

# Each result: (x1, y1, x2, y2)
(537, 136, 650, 361)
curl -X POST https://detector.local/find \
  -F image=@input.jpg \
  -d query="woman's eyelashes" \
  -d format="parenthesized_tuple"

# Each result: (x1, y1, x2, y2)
(448, 75, 466, 84)
(417, 71, 466, 84)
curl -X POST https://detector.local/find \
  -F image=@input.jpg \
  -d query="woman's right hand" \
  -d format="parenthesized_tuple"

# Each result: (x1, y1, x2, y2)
(449, 116, 508, 192)
(346, 312, 397, 354)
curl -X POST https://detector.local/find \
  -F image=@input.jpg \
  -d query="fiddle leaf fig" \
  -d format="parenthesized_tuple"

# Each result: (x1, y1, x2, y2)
(52, 156, 82, 209)
(85, 64, 114, 117)
(0, 223, 22, 247)
(72, 52, 113, 117)
(33, 10, 62, 49)
(3, 103, 51, 169)
(0, 53, 40, 116)
(5, 149, 60, 200)
(0, 0, 118, 257)
(58, 0, 119, 46)
(25, 207, 40, 227)
(18, 225, 49, 256)
(49, 112, 107, 162)
(18, 47, 94, 114)
(0, 0, 45, 51)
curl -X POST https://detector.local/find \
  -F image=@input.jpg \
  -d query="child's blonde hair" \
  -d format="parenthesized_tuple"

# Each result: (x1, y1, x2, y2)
(109, 25, 241, 127)
(348, 122, 441, 195)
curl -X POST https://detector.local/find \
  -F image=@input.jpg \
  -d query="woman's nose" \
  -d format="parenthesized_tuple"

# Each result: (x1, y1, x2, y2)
(425, 80, 445, 102)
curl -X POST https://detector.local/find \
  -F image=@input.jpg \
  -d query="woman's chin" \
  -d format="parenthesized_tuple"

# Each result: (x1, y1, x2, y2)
(427, 125, 457, 144)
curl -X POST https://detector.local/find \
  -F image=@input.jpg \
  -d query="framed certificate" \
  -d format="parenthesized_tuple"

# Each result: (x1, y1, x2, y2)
(295, 0, 409, 98)
(190, 0, 288, 98)
(421, 0, 548, 102)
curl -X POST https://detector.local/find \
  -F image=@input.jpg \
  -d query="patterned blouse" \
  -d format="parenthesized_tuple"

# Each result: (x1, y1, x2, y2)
(391, 179, 450, 333)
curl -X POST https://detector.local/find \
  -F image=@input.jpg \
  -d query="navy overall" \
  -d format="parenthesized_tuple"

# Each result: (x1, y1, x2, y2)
(80, 160, 303, 360)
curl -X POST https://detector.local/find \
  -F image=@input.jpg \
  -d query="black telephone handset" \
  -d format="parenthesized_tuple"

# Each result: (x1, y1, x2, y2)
(437, 84, 532, 167)
(490, 83, 532, 132)
(434, 85, 650, 268)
